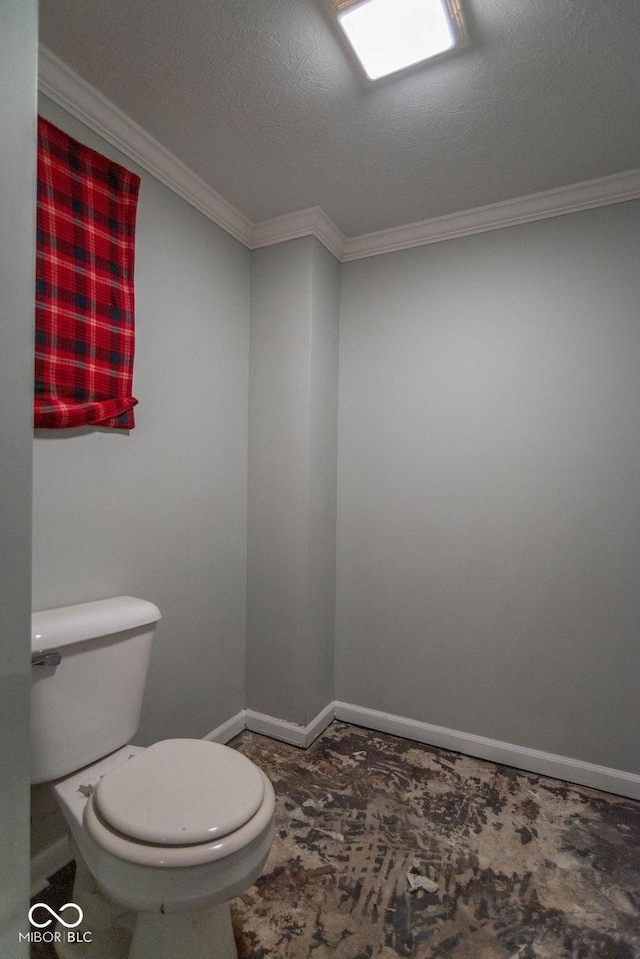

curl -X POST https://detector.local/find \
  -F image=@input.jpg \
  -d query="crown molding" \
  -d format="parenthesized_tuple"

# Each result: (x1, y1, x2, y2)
(37, 45, 254, 247)
(251, 206, 346, 260)
(342, 169, 640, 260)
(38, 45, 640, 263)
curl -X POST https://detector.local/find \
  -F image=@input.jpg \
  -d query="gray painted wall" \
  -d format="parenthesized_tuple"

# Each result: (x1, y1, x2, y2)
(33, 97, 251, 745)
(336, 201, 640, 774)
(0, 0, 37, 950)
(24, 87, 639, 886)
(308, 241, 340, 719)
(247, 237, 339, 724)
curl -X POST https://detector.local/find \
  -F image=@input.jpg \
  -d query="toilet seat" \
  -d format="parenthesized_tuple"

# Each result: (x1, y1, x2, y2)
(83, 742, 276, 869)
(93, 739, 265, 845)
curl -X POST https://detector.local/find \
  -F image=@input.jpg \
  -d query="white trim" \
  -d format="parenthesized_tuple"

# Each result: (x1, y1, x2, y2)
(203, 710, 248, 745)
(303, 701, 337, 744)
(205, 704, 336, 748)
(29, 701, 638, 890)
(245, 703, 336, 748)
(252, 207, 346, 261)
(241, 700, 640, 797)
(37, 46, 640, 263)
(341, 169, 640, 260)
(245, 710, 308, 747)
(333, 701, 640, 800)
(37, 46, 254, 247)
(30, 835, 73, 897)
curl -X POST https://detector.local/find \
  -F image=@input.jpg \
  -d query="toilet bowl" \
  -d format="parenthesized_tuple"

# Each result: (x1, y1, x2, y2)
(31, 597, 276, 959)
(53, 741, 275, 958)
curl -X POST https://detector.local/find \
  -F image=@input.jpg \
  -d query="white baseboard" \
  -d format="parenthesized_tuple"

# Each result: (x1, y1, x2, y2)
(244, 710, 308, 747)
(304, 702, 337, 744)
(30, 835, 73, 897)
(31, 700, 637, 887)
(206, 700, 640, 798)
(205, 703, 336, 748)
(203, 710, 248, 744)
(245, 704, 334, 748)
(333, 701, 640, 801)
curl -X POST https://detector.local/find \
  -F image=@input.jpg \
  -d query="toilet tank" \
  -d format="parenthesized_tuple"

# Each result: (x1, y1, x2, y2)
(31, 596, 161, 784)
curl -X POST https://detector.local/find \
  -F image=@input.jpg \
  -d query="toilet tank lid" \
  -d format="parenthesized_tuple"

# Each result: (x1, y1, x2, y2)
(32, 596, 161, 652)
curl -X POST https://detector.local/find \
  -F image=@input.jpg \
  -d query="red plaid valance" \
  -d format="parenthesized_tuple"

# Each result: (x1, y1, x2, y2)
(35, 117, 141, 429)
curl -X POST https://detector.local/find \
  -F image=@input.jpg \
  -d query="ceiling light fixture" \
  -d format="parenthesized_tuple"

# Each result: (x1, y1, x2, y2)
(333, 0, 468, 81)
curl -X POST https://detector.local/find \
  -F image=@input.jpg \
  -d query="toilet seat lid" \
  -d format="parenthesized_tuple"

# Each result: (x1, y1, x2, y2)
(93, 739, 265, 846)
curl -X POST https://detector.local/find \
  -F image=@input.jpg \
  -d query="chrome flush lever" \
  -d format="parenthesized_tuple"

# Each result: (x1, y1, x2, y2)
(31, 651, 62, 668)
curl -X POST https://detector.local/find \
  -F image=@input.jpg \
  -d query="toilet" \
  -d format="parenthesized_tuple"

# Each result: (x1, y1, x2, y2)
(31, 596, 275, 959)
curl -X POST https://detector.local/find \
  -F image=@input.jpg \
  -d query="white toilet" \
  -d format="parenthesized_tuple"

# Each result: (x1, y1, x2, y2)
(31, 596, 275, 959)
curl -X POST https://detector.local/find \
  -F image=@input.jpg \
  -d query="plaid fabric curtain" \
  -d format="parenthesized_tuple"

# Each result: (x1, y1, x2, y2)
(35, 117, 141, 429)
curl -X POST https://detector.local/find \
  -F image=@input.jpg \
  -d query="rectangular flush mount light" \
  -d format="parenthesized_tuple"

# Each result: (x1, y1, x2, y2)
(335, 0, 468, 81)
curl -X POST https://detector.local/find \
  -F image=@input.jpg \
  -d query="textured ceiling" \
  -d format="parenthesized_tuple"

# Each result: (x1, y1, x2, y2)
(39, 0, 640, 237)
